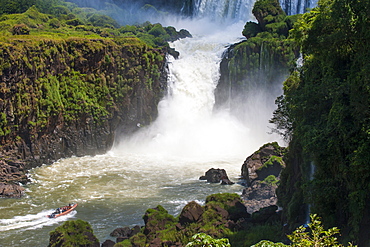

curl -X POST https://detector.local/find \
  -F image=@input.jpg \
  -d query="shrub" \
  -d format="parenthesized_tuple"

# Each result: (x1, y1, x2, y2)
(186, 233, 231, 247)
(288, 214, 356, 247)
(66, 18, 84, 26)
(48, 18, 60, 28)
(251, 214, 357, 247)
(12, 23, 29, 35)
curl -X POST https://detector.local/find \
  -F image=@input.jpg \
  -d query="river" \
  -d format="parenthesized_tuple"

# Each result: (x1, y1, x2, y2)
(0, 16, 284, 247)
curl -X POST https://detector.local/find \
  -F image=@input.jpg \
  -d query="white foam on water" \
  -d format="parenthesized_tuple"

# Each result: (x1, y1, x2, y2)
(0, 210, 77, 232)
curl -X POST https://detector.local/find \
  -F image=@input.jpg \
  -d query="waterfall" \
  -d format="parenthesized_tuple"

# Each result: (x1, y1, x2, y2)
(305, 161, 316, 225)
(190, 0, 318, 22)
(280, 0, 318, 15)
(115, 22, 267, 160)
(192, 0, 256, 22)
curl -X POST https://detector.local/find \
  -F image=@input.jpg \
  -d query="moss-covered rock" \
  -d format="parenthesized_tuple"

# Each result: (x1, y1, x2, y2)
(179, 201, 204, 225)
(252, 0, 286, 33)
(117, 193, 249, 246)
(48, 219, 100, 247)
(215, 0, 300, 112)
(241, 142, 286, 184)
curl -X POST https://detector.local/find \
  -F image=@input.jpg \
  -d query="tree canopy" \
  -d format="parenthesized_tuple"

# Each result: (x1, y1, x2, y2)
(273, 0, 370, 244)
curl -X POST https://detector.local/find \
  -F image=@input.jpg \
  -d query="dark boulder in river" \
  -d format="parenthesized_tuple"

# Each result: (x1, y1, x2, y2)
(199, 168, 234, 184)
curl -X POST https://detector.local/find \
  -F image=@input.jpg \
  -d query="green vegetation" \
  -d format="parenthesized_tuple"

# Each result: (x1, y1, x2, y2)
(115, 193, 261, 246)
(112, 193, 286, 246)
(271, 0, 370, 244)
(0, 36, 165, 139)
(258, 156, 285, 171)
(230, 222, 283, 246)
(48, 219, 99, 247)
(218, 0, 299, 101)
(185, 233, 231, 247)
(0, 1, 189, 48)
(252, 215, 356, 247)
(263, 175, 279, 186)
(244, 0, 288, 38)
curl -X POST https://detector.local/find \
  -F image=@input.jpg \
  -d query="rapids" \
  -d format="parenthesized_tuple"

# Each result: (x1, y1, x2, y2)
(0, 20, 282, 247)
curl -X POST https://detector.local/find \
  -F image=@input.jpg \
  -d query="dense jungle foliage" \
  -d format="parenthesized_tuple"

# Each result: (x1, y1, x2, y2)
(271, 0, 370, 245)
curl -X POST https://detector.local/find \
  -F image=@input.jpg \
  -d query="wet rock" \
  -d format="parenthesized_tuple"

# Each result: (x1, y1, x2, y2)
(221, 177, 235, 185)
(242, 181, 278, 214)
(179, 201, 204, 225)
(110, 225, 141, 243)
(205, 193, 250, 221)
(116, 237, 126, 243)
(204, 203, 229, 220)
(0, 182, 24, 198)
(131, 225, 141, 236)
(241, 142, 285, 185)
(110, 226, 131, 238)
(251, 205, 280, 224)
(0, 159, 29, 187)
(143, 205, 177, 236)
(101, 239, 115, 247)
(200, 168, 234, 184)
(240, 142, 286, 213)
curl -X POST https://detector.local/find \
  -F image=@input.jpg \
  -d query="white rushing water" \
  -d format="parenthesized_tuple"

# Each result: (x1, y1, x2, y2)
(114, 21, 263, 160)
(0, 3, 288, 246)
(280, 0, 318, 15)
(193, 0, 256, 22)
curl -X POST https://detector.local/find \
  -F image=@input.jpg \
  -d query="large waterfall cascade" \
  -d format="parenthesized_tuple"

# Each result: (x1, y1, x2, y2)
(192, 0, 256, 21)
(192, 0, 318, 19)
(0, 0, 317, 246)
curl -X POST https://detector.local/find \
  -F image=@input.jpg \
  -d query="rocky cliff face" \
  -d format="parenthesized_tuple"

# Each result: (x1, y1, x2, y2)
(241, 142, 286, 213)
(215, 38, 298, 112)
(0, 37, 167, 196)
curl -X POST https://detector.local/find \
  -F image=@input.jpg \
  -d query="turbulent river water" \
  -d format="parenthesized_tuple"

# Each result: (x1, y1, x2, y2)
(0, 20, 282, 246)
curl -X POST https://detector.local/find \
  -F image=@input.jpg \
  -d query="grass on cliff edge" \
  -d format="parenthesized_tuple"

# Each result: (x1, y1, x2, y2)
(0, 6, 116, 42)
(0, 4, 178, 48)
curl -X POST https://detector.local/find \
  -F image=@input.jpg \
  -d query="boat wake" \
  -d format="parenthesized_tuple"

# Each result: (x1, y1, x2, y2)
(0, 210, 77, 232)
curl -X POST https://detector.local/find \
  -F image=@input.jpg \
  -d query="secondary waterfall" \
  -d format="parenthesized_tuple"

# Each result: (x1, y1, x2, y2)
(280, 0, 318, 15)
